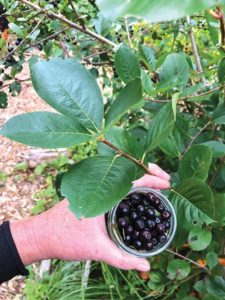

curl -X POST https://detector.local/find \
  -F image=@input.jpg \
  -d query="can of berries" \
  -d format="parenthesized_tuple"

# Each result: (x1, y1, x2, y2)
(106, 188, 177, 257)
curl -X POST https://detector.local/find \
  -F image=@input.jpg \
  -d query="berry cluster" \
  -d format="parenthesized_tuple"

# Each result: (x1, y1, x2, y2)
(116, 192, 171, 252)
(50, 0, 61, 8)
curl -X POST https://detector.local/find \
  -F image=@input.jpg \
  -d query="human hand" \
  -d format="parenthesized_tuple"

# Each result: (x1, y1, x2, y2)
(10, 163, 170, 272)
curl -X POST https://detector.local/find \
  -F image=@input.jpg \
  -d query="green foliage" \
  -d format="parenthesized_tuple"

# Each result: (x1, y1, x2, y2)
(115, 43, 141, 84)
(61, 156, 137, 218)
(1, 0, 225, 298)
(178, 145, 212, 181)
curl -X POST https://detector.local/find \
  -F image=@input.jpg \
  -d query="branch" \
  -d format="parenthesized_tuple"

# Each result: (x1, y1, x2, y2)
(144, 84, 224, 103)
(24, 28, 67, 50)
(0, 78, 30, 90)
(68, 0, 86, 30)
(98, 137, 151, 174)
(18, 0, 117, 48)
(166, 249, 210, 274)
(181, 121, 211, 158)
(186, 16, 207, 86)
(3, 15, 45, 60)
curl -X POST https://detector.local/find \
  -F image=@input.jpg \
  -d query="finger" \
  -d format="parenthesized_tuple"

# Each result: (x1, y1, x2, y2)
(132, 174, 170, 189)
(102, 240, 150, 272)
(148, 163, 170, 181)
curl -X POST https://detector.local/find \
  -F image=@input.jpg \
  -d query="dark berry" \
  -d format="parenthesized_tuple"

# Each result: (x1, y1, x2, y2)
(125, 225, 134, 235)
(146, 219, 156, 229)
(145, 208, 155, 219)
(158, 234, 167, 244)
(133, 240, 142, 250)
(146, 192, 156, 203)
(156, 223, 166, 234)
(118, 217, 128, 228)
(37, 44, 43, 51)
(8, 47, 13, 53)
(161, 210, 171, 220)
(130, 211, 138, 221)
(124, 235, 132, 245)
(132, 230, 140, 239)
(130, 192, 142, 205)
(137, 205, 145, 215)
(151, 230, 157, 237)
(118, 203, 130, 215)
(0, 81, 3, 87)
(140, 230, 152, 242)
(163, 221, 170, 229)
(134, 219, 145, 230)
(154, 198, 161, 207)
(155, 217, 161, 224)
(151, 238, 158, 246)
(157, 203, 165, 212)
(145, 241, 154, 251)
(142, 196, 150, 206)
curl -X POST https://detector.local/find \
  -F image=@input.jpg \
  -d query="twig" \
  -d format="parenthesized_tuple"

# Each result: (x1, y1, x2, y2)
(3, 15, 45, 60)
(82, 50, 109, 61)
(209, 156, 225, 186)
(145, 84, 224, 104)
(186, 16, 207, 86)
(99, 137, 151, 174)
(18, 0, 117, 48)
(82, 260, 92, 290)
(25, 28, 67, 50)
(166, 249, 210, 274)
(68, 0, 86, 30)
(125, 16, 132, 48)
(0, 78, 30, 90)
(181, 121, 211, 157)
(60, 41, 70, 58)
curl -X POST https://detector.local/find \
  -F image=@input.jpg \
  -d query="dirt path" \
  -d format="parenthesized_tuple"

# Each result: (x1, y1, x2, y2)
(0, 62, 51, 300)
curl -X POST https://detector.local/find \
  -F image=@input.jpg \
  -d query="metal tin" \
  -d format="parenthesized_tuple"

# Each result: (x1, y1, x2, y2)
(106, 187, 177, 257)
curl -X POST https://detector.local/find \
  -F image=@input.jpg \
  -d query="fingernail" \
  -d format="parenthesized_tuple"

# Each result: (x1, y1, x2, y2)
(138, 262, 150, 272)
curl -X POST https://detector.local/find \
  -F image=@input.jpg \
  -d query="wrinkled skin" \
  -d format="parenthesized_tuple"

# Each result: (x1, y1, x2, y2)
(11, 163, 170, 272)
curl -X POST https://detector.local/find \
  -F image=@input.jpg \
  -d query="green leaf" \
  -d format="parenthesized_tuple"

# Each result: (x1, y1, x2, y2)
(159, 53, 189, 87)
(98, 127, 143, 158)
(172, 93, 179, 121)
(218, 58, 225, 83)
(141, 70, 154, 95)
(94, 12, 112, 36)
(212, 102, 225, 124)
(106, 78, 143, 126)
(206, 252, 218, 270)
(202, 141, 225, 158)
(146, 102, 175, 152)
(178, 145, 212, 181)
(61, 156, 137, 218)
(96, 0, 217, 23)
(188, 228, 212, 251)
(213, 194, 225, 227)
(167, 259, 191, 280)
(138, 45, 155, 71)
(205, 11, 219, 46)
(0, 112, 92, 148)
(170, 178, 215, 230)
(115, 43, 141, 84)
(30, 57, 104, 132)
(0, 92, 8, 109)
(159, 129, 181, 158)
(205, 276, 225, 298)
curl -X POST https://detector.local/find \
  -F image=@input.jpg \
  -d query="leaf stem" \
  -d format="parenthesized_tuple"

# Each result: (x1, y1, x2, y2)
(99, 138, 150, 174)
(125, 16, 132, 48)
(166, 248, 210, 274)
(18, 0, 117, 48)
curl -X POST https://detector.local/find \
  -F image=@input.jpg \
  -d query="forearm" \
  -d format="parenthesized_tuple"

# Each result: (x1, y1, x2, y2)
(10, 213, 51, 266)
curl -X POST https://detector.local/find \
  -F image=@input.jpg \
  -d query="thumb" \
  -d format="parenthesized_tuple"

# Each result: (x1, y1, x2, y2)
(102, 240, 150, 272)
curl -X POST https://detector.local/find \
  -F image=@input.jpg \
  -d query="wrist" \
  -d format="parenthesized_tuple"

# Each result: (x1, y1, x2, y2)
(10, 213, 52, 266)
